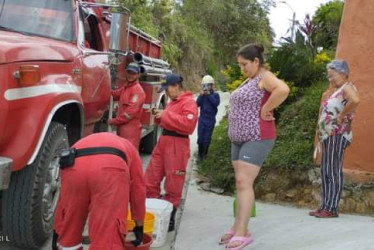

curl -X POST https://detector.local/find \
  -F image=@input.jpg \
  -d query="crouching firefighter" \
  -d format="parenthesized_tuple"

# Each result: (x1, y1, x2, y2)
(53, 132, 146, 250)
(144, 73, 198, 231)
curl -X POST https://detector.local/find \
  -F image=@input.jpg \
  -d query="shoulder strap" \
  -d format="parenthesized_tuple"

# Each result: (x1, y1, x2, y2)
(75, 147, 127, 163)
(331, 82, 347, 98)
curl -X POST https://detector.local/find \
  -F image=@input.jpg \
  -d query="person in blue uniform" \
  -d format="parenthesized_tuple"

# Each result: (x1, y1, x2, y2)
(196, 75, 220, 161)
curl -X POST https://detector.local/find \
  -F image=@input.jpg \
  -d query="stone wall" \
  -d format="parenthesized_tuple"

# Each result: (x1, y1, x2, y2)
(255, 168, 374, 215)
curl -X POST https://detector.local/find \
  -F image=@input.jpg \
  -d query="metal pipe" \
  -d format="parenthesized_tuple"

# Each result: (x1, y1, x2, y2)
(134, 53, 170, 69)
(80, 1, 131, 14)
(140, 65, 172, 75)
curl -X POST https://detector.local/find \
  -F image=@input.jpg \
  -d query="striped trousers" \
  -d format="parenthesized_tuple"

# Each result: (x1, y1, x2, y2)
(320, 134, 349, 213)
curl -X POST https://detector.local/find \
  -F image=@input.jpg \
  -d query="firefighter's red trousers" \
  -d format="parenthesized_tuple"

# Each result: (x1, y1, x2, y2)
(144, 135, 190, 208)
(54, 155, 130, 250)
(117, 121, 142, 150)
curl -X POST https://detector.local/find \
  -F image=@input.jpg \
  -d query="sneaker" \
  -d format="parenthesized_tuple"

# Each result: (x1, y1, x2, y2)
(314, 209, 339, 218)
(308, 209, 322, 216)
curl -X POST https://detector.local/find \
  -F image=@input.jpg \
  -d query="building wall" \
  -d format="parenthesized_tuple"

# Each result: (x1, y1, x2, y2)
(335, 0, 374, 172)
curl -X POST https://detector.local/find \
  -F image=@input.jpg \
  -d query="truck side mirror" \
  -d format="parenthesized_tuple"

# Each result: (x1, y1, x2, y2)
(109, 12, 129, 52)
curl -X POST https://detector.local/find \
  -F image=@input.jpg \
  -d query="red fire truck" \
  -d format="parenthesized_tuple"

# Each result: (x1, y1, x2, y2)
(0, 0, 170, 248)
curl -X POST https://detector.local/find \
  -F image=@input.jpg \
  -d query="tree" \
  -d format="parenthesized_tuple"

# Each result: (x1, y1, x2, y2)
(181, 0, 273, 65)
(269, 30, 317, 88)
(116, 0, 273, 91)
(311, 0, 344, 50)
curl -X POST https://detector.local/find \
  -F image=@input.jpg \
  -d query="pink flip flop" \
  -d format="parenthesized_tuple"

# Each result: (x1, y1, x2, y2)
(225, 235, 254, 250)
(218, 229, 235, 245)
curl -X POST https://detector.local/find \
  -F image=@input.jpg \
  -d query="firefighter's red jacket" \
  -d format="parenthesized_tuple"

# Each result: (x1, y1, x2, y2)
(156, 91, 198, 135)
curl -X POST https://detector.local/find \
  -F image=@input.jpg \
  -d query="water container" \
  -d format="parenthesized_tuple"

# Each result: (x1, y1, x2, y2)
(127, 211, 155, 236)
(145, 198, 173, 247)
(125, 233, 153, 250)
(233, 196, 256, 217)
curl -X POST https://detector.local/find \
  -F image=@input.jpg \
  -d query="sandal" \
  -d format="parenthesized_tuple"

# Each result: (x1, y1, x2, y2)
(218, 229, 235, 245)
(225, 235, 254, 250)
(219, 230, 251, 245)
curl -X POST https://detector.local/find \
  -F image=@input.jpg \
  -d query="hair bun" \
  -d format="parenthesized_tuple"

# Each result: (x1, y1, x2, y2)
(254, 44, 265, 53)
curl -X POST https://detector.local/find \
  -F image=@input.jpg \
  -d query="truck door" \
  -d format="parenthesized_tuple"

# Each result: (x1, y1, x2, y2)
(79, 7, 111, 135)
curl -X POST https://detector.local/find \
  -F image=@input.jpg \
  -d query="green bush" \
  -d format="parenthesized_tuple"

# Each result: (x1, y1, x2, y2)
(197, 81, 328, 193)
(197, 115, 235, 193)
(265, 80, 326, 169)
(267, 32, 330, 91)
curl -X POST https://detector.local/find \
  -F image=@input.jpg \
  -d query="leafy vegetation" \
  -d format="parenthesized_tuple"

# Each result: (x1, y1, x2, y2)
(265, 81, 326, 168)
(117, 0, 274, 91)
(198, 81, 327, 193)
(196, 115, 235, 193)
(311, 0, 344, 50)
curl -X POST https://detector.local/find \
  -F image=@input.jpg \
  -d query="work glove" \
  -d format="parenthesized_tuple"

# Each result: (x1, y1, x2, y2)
(132, 225, 144, 247)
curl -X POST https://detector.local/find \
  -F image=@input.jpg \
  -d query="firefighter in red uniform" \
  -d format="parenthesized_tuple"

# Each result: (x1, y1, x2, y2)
(144, 73, 198, 232)
(109, 62, 146, 149)
(53, 132, 146, 250)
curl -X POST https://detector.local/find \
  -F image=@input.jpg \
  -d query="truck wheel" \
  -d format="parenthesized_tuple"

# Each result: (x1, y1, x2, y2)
(1, 122, 69, 248)
(140, 103, 164, 154)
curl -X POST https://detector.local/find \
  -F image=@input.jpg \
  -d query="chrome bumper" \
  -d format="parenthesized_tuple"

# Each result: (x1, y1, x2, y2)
(0, 157, 12, 190)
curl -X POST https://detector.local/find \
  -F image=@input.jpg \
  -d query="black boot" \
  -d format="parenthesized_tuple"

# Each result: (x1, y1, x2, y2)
(168, 207, 177, 232)
(197, 144, 203, 161)
(201, 145, 209, 160)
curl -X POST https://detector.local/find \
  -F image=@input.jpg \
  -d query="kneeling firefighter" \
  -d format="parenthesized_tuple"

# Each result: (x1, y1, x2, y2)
(196, 75, 220, 161)
(53, 132, 146, 250)
(144, 73, 198, 231)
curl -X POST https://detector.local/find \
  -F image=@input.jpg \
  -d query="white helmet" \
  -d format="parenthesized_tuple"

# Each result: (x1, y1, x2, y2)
(201, 75, 214, 85)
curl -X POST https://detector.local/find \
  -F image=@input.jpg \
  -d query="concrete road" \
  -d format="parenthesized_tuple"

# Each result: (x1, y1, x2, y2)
(175, 181, 374, 250)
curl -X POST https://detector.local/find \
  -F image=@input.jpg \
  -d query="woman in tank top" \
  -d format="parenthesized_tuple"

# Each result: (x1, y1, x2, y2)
(309, 59, 360, 218)
(219, 44, 290, 250)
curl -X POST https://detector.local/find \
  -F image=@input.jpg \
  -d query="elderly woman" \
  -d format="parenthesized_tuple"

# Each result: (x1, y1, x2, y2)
(310, 59, 360, 218)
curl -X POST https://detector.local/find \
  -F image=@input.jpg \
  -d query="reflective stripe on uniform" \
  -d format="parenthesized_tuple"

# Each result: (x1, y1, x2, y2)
(57, 243, 83, 250)
(123, 112, 132, 119)
(131, 94, 139, 103)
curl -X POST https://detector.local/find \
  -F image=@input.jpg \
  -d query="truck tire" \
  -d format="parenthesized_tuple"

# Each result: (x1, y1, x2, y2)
(140, 102, 164, 154)
(1, 122, 69, 248)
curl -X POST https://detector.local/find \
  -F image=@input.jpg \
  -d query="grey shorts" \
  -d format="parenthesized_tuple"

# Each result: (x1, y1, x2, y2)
(231, 139, 275, 166)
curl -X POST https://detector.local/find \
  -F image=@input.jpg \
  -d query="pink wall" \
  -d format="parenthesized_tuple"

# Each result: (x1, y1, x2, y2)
(335, 0, 374, 172)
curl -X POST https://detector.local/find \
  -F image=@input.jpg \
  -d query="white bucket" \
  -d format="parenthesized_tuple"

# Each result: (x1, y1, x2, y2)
(145, 198, 173, 247)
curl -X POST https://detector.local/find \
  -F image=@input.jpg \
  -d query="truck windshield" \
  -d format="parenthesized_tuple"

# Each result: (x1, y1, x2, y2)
(0, 0, 75, 41)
